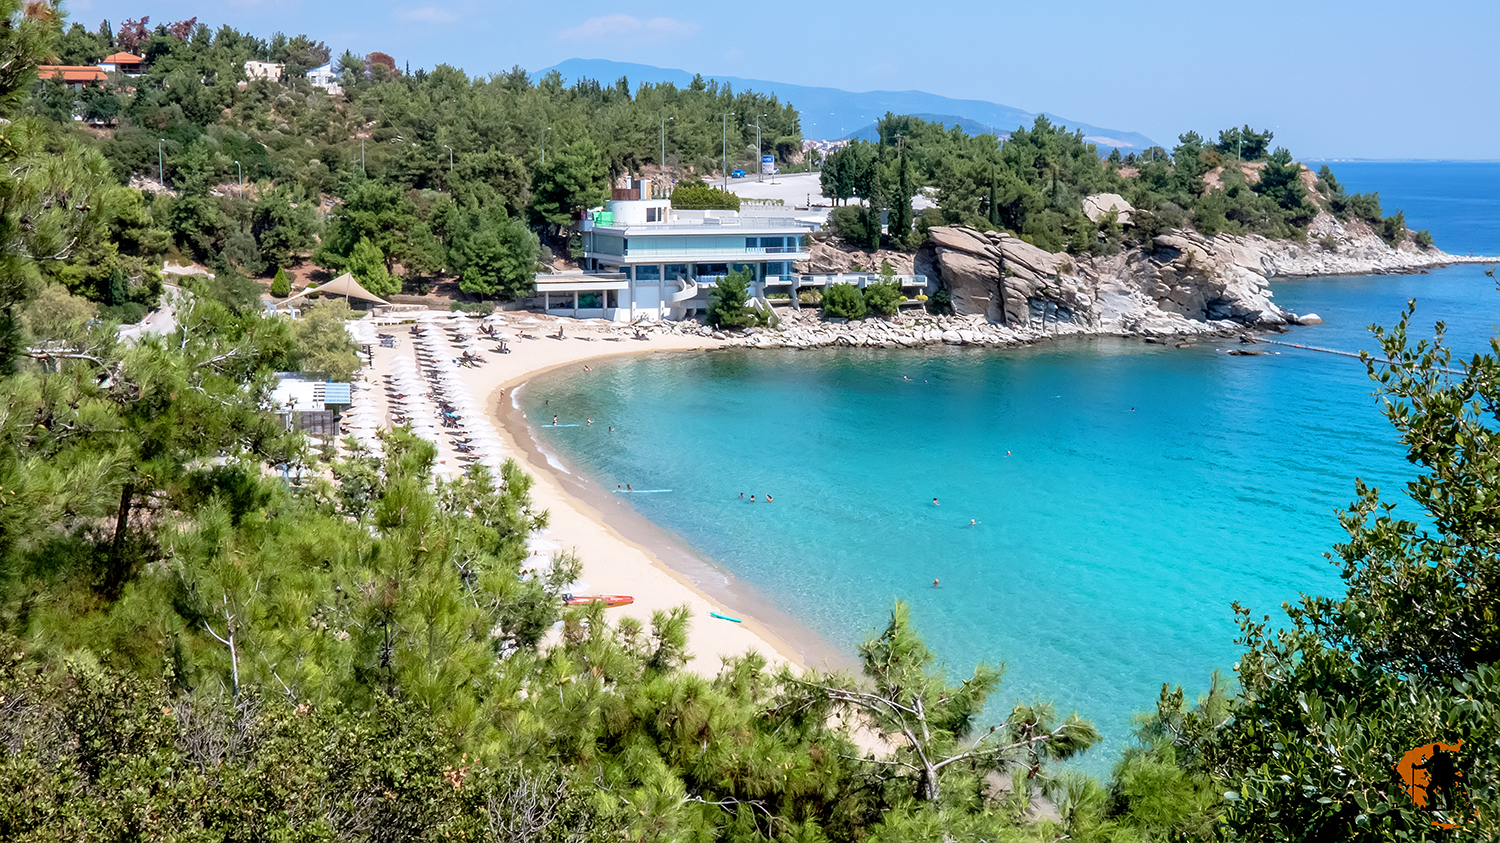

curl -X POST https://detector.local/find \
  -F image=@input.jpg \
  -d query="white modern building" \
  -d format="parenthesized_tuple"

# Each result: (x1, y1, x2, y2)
(535, 177, 929, 322)
(306, 63, 343, 96)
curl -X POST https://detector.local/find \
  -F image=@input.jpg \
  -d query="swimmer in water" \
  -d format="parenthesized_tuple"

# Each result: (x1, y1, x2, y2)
(626, 484, 632, 491)
(970, 519, 977, 526)
(933, 578, 940, 588)
(1005, 451, 1011, 457)
(750, 495, 755, 503)
(932, 497, 939, 506)
(587, 418, 593, 425)
(552, 415, 558, 425)
(739, 492, 744, 499)
(766, 494, 773, 503)
(608, 426, 614, 432)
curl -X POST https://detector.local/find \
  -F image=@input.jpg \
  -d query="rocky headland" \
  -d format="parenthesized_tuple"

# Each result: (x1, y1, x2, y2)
(664, 206, 1492, 351)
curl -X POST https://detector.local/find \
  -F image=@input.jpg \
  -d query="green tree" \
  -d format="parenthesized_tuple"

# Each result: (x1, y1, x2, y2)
(346, 236, 396, 297)
(453, 209, 542, 300)
(796, 601, 1097, 802)
(820, 281, 867, 320)
(704, 266, 757, 328)
(270, 266, 291, 297)
(291, 299, 360, 380)
(530, 136, 608, 230)
(1151, 300, 1500, 839)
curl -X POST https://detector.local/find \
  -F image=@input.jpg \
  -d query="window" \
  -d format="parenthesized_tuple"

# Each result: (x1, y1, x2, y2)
(646, 207, 662, 222)
(760, 236, 784, 252)
(765, 261, 787, 279)
(635, 265, 661, 281)
(665, 264, 690, 281)
(579, 292, 603, 309)
(745, 237, 758, 249)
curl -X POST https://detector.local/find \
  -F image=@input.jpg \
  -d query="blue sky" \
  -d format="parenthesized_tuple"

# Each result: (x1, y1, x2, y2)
(68, 0, 1500, 159)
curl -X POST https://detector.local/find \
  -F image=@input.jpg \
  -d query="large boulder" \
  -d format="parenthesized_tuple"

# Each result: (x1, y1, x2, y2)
(918, 225, 1289, 330)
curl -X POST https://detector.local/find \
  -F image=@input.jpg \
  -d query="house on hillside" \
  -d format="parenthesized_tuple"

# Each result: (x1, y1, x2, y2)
(306, 63, 343, 97)
(36, 65, 107, 89)
(98, 52, 144, 75)
(243, 60, 285, 82)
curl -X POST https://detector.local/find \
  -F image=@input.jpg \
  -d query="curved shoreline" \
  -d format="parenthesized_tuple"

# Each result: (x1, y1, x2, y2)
(441, 326, 855, 675)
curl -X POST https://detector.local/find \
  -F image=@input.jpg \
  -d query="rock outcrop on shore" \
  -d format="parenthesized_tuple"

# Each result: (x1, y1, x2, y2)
(638, 214, 1488, 351)
(912, 213, 1486, 337)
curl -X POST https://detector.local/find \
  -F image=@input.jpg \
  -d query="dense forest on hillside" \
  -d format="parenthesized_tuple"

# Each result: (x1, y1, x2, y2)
(24, 11, 802, 307)
(5, 5, 1497, 840)
(819, 114, 1426, 255)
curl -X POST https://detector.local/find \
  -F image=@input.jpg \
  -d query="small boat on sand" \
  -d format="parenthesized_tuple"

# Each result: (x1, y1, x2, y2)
(563, 593, 634, 608)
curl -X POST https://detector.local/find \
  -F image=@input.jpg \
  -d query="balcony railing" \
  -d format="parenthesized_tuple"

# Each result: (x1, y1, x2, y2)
(604, 245, 810, 258)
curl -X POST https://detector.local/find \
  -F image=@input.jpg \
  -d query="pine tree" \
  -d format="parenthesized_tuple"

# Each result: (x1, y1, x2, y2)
(270, 267, 291, 298)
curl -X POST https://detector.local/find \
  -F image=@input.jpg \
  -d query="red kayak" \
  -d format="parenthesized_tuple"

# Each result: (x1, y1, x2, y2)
(563, 594, 634, 608)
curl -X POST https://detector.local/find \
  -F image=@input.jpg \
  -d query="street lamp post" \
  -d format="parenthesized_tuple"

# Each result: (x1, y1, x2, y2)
(234, 160, 242, 192)
(541, 127, 552, 165)
(443, 144, 453, 172)
(660, 115, 673, 179)
(157, 138, 165, 185)
(755, 113, 767, 182)
(722, 112, 734, 189)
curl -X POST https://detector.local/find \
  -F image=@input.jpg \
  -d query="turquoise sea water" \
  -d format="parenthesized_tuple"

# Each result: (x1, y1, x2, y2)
(525, 163, 1500, 769)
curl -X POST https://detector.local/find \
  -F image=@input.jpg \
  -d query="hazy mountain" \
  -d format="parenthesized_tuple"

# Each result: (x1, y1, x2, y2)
(540, 58, 1157, 152)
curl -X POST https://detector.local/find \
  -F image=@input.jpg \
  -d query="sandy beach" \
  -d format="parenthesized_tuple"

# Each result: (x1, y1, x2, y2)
(365, 312, 829, 675)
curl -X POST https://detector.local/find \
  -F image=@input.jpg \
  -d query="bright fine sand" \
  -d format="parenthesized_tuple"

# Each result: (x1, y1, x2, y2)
(367, 313, 811, 675)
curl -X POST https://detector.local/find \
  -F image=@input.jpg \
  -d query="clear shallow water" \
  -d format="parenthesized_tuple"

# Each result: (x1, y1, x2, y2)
(526, 163, 1500, 770)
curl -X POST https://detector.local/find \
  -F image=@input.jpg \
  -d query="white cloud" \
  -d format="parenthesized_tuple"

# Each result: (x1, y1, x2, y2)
(396, 6, 458, 23)
(559, 14, 697, 42)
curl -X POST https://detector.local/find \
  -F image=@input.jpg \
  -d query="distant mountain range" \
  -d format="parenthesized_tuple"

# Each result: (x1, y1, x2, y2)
(540, 59, 1157, 152)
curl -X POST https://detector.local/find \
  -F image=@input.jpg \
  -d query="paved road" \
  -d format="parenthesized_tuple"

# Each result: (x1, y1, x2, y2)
(117, 283, 182, 344)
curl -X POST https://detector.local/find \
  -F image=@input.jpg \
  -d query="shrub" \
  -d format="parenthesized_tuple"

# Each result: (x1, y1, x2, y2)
(863, 282, 902, 317)
(670, 181, 740, 211)
(270, 267, 291, 298)
(1379, 211, 1407, 246)
(821, 282, 866, 320)
(798, 289, 821, 306)
(927, 288, 954, 315)
(449, 301, 493, 314)
(101, 301, 149, 324)
(706, 267, 757, 328)
(828, 205, 875, 246)
(1414, 229, 1434, 249)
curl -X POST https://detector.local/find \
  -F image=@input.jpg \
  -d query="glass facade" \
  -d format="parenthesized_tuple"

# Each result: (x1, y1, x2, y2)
(635, 265, 661, 281)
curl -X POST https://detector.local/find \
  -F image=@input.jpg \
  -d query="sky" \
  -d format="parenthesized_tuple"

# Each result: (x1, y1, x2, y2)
(68, 0, 1500, 159)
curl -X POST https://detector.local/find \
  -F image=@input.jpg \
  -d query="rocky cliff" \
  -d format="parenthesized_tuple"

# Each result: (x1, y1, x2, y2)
(911, 213, 1486, 336)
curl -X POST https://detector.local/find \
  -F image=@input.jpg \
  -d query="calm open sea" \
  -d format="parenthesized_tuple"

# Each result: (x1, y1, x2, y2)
(525, 162, 1500, 770)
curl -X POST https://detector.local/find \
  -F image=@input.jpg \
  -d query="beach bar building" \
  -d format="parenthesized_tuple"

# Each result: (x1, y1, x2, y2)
(565, 178, 815, 321)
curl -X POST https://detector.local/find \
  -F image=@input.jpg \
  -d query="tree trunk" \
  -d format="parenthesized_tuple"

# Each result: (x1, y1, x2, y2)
(105, 481, 135, 596)
(918, 762, 940, 802)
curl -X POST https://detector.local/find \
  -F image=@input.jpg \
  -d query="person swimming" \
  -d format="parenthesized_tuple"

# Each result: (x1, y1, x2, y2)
(750, 495, 755, 502)
(933, 578, 940, 588)
(587, 418, 593, 425)
(765, 494, 773, 503)
(932, 497, 939, 506)
(552, 415, 558, 425)
(626, 484, 632, 491)
(969, 519, 977, 526)
(739, 492, 744, 499)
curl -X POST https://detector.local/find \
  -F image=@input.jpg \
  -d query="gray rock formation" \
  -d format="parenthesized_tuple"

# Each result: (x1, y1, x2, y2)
(913, 215, 1486, 336)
